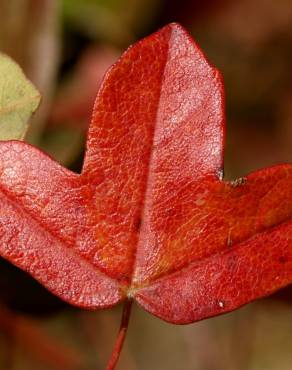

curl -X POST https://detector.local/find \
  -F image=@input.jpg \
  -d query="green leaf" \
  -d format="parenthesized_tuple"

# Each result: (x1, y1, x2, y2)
(0, 53, 41, 140)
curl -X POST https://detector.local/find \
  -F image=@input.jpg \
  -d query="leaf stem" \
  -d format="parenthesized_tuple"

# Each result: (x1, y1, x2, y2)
(105, 298, 133, 370)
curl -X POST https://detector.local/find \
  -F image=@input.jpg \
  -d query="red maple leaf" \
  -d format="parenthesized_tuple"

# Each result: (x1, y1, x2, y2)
(0, 23, 292, 369)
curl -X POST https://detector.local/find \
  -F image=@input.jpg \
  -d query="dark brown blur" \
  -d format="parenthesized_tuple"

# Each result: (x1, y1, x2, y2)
(0, 1, 292, 369)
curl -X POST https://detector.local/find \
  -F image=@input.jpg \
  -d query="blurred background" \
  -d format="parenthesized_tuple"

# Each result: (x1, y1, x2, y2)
(0, 0, 292, 369)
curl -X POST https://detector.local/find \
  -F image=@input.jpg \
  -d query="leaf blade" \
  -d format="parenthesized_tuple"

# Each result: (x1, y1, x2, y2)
(136, 207, 292, 323)
(83, 23, 224, 281)
(0, 24, 291, 326)
(0, 141, 122, 308)
(0, 54, 40, 140)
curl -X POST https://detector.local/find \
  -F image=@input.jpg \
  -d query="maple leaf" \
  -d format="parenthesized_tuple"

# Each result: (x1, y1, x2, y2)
(0, 23, 292, 369)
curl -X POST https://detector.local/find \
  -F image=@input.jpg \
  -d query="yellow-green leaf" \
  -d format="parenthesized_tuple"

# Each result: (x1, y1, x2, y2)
(0, 53, 41, 140)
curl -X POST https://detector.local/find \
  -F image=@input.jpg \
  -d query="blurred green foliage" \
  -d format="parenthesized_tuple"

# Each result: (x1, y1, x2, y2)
(62, 0, 162, 45)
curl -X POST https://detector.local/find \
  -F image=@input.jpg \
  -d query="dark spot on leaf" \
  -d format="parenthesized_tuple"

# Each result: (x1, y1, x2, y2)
(135, 218, 142, 232)
(279, 256, 288, 264)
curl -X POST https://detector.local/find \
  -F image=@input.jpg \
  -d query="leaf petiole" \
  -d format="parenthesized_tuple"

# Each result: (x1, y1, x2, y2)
(105, 298, 133, 370)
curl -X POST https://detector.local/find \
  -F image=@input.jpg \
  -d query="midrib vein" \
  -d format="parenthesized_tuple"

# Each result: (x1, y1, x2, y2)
(0, 183, 117, 283)
(137, 211, 292, 291)
(128, 31, 173, 287)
